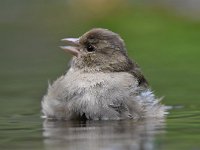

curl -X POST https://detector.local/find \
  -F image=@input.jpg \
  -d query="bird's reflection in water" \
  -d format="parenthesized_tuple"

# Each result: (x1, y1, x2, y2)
(43, 119, 165, 150)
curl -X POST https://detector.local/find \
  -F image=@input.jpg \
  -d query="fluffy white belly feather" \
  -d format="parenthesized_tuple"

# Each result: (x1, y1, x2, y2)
(42, 69, 166, 120)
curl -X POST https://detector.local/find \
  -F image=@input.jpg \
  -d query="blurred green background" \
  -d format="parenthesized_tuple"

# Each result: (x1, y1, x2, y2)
(0, 0, 200, 150)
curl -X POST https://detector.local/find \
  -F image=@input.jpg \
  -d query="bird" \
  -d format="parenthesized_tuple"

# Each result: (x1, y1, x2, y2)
(41, 28, 166, 120)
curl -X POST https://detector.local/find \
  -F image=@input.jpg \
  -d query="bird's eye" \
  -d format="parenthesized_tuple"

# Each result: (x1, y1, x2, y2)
(86, 44, 95, 52)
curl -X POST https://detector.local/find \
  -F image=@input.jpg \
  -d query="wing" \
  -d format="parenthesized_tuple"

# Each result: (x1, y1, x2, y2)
(127, 59, 149, 88)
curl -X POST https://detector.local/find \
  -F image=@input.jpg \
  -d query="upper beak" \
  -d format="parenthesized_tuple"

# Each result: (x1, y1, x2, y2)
(60, 38, 80, 57)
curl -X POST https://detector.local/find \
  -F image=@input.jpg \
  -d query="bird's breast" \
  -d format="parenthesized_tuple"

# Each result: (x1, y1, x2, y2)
(43, 69, 146, 120)
(55, 70, 139, 107)
(64, 70, 138, 92)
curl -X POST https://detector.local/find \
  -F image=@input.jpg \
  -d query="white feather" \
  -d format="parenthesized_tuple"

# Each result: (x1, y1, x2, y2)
(42, 69, 166, 120)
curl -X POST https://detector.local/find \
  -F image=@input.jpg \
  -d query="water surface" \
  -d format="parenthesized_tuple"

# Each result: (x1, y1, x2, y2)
(0, 1, 200, 150)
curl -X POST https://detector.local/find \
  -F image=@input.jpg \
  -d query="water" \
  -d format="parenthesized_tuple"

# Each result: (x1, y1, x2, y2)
(0, 1, 200, 150)
(0, 108, 199, 150)
(43, 119, 165, 150)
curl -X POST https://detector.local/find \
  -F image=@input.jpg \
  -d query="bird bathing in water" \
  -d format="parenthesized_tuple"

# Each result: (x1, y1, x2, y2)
(42, 28, 167, 120)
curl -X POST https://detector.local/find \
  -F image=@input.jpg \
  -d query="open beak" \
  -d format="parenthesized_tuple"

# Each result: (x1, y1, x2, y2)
(60, 38, 80, 57)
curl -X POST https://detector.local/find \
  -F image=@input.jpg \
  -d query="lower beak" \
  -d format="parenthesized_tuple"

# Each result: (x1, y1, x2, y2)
(60, 38, 80, 57)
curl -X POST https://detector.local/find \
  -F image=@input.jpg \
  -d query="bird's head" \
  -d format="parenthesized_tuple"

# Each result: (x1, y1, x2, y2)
(61, 28, 133, 72)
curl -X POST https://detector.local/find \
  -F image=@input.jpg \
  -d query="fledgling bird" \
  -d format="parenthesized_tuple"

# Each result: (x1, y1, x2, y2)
(42, 28, 166, 120)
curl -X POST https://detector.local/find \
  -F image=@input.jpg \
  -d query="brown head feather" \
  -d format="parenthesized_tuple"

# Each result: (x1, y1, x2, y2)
(69, 28, 149, 88)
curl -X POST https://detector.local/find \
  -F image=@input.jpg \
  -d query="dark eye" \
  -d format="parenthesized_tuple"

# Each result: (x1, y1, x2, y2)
(86, 44, 95, 52)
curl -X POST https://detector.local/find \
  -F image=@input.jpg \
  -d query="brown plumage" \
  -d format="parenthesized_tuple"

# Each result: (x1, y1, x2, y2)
(42, 28, 166, 120)
(70, 28, 148, 88)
